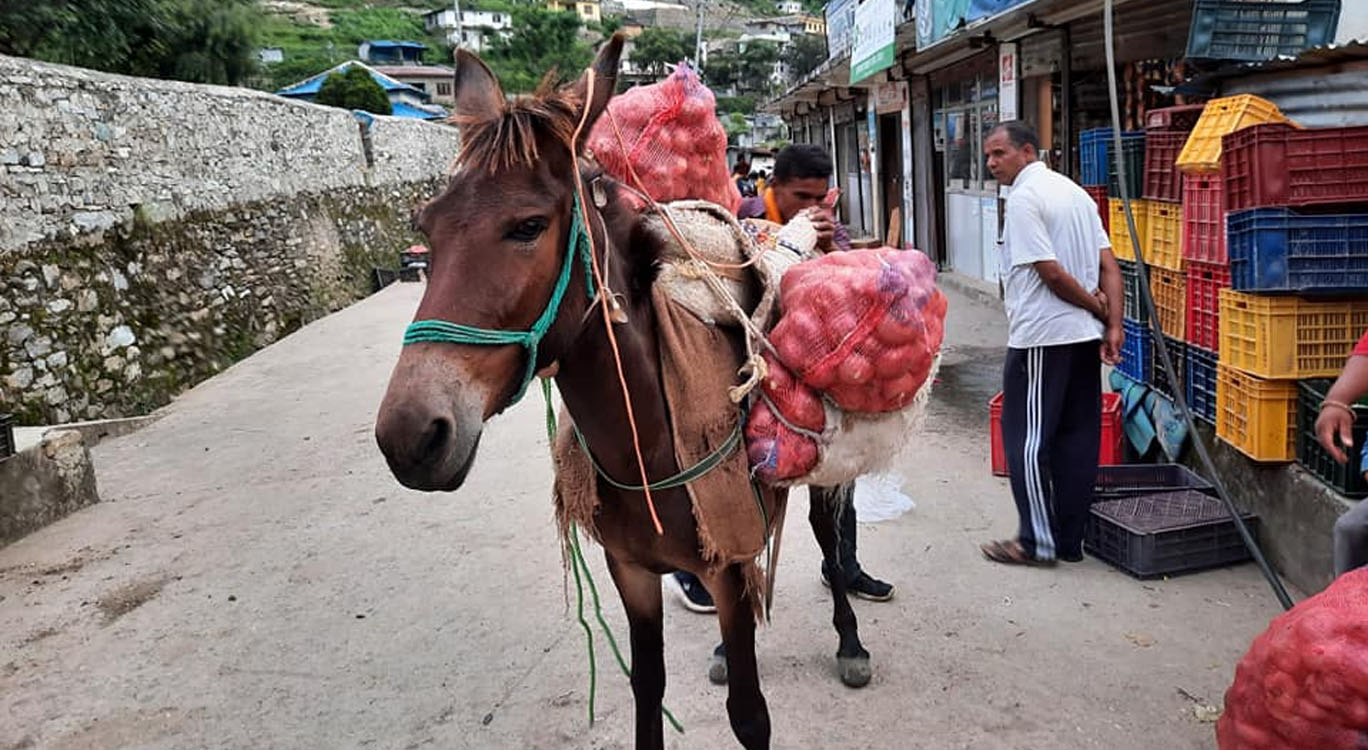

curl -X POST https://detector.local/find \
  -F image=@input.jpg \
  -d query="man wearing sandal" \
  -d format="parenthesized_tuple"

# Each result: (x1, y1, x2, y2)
(979, 121, 1125, 567)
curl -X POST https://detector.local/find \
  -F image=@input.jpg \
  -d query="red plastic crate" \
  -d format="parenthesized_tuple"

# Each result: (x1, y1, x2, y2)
(1223, 123, 1368, 211)
(1182, 173, 1226, 265)
(1146, 104, 1206, 132)
(1186, 260, 1231, 352)
(1085, 185, 1109, 233)
(1143, 130, 1187, 202)
(989, 392, 1124, 477)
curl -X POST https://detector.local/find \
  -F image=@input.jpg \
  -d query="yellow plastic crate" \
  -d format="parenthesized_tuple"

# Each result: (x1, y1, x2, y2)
(1145, 201, 1183, 271)
(1108, 198, 1150, 262)
(1149, 266, 1186, 340)
(1177, 95, 1293, 175)
(1215, 364, 1297, 462)
(1219, 290, 1368, 379)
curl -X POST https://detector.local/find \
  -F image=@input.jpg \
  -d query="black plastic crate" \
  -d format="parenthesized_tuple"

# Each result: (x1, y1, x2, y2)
(1094, 464, 1218, 501)
(1107, 131, 1146, 200)
(1187, 0, 1340, 62)
(399, 267, 422, 282)
(1085, 489, 1258, 578)
(373, 267, 398, 293)
(0, 413, 13, 460)
(1187, 345, 1219, 425)
(1150, 336, 1187, 401)
(1296, 379, 1368, 498)
(1118, 260, 1150, 324)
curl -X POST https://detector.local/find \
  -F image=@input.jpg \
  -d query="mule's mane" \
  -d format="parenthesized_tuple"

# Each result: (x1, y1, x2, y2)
(453, 82, 582, 174)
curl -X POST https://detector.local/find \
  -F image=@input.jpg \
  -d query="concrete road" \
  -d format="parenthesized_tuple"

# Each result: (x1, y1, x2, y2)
(0, 280, 1286, 749)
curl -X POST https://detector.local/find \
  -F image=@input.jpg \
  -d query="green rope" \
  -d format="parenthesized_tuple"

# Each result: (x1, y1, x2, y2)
(572, 423, 742, 492)
(543, 379, 684, 735)
(402, 200, 595, 404)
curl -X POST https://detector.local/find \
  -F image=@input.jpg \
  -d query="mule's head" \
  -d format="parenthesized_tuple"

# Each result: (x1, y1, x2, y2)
(375, 37, 623, 492)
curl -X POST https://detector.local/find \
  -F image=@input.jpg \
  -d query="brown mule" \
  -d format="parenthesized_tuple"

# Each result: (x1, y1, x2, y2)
(374, 37, 870, 749)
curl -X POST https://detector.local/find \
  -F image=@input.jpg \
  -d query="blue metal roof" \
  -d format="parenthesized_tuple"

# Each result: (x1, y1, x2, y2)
(275, 61, 428, 99)
(390, 101, 448, 120)
(366, 40, 428, 49)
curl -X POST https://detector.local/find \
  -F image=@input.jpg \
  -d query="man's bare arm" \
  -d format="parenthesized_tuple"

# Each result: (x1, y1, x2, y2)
(1033, 260, 1105, 320)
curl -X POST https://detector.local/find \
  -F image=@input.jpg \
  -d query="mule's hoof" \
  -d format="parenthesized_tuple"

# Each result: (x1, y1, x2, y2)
(837, 655, 871, 688)
(708, 653, 728, 685)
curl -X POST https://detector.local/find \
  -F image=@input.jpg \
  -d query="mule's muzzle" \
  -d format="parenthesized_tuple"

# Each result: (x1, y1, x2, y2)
(375, 349, 490, 492)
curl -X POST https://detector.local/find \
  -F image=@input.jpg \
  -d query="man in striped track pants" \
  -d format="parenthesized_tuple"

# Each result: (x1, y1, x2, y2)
(979, 121, 1126, 566)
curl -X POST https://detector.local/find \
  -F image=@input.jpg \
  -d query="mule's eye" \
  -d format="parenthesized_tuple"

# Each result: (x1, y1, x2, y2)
(507, 217, 548, 243)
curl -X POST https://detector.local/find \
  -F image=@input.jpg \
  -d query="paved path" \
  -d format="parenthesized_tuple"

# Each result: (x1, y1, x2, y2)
(1, 280, 1285, 749)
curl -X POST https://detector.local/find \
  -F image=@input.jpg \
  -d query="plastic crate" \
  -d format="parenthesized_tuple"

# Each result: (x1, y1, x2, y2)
(0, 413, 13, 460)
(1186, 261, 1231, 352)
(1118, 260, 1150, 324)
(1108, 131, 1147, 200)
(1080, 127, 1111, 186)
(1148, 266, 1186, 339)
(1216, 363, 1298, 462)
(1227, 207, 1368, 294)
(1178, 95, 1291, 175)
(1146, 201, 1184, 271)
(372, 267, 398, 292)
(1297, 379, 1368, 498)
(1146, 104, 1206, 132)
(1085, 185, 1109, 234)
(1187, 0, 1341, 62)
(1182, 173, 1227, 265)
(1086, 490, 1257, 578)
(988, 392, 1123, 477)
(1220, 290, 1368, 379)
(1094, 464, 1218, 500)
(1109, 198, 1151, 262)
(1120, 317, 1153, 384)
(1187, 345, 1219, 424)
(1150, 335, 1188, 401)
(1143, 130, 1188, 202)
(1224, 123, 1368, 211)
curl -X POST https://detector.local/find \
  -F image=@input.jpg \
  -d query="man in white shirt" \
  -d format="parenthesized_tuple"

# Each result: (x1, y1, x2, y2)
(980, 121, 1125, 566)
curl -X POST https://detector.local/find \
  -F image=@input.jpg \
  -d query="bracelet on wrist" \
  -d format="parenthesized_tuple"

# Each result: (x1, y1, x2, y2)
(1321, 399, 1357, 420)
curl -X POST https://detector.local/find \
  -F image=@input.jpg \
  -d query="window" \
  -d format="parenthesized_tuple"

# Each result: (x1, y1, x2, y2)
(437, 82, 452, 96)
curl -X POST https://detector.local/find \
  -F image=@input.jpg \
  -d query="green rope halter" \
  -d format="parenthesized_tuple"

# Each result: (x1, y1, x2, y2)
(403, 199, 597, 403)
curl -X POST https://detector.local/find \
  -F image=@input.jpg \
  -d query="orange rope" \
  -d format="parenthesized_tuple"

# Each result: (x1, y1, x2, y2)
(569, 69, 664, 536)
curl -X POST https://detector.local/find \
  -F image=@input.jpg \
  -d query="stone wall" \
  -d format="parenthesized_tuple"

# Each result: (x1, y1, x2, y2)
(0, 56, 462, 424)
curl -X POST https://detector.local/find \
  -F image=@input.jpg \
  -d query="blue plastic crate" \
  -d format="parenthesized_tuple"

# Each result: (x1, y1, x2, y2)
(1119, 317, 1153, 384)
(1080, 128, 1110, 187)
(1227, 207, 1368, 293)
(1187, 0, 1340, 62)
(1186, 345, 1218, 425)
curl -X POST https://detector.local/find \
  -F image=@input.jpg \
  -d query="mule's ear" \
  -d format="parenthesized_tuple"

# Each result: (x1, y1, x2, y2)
(569, 33, 625, 146)
(452, 49, 505, 122)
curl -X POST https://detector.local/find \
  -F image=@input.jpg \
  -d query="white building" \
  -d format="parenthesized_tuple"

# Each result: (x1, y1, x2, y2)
(424, 8, 513, 53)
(776, 0, 802, 13)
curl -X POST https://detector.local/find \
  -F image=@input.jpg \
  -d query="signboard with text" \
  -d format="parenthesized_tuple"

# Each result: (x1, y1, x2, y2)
(998, 42, 1018, 121)
(851, 0, 897, 84)
(826, 0, 857, 61)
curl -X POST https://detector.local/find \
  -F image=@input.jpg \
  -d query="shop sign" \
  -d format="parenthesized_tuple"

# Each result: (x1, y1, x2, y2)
(851, 0, 897, 84)
(998, 42, 1017, 121)
(873, 80, 908, 114)
(826, 0, 857, 61)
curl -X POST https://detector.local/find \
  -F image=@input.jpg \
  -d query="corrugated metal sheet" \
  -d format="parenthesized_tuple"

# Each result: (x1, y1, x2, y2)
(1069, 0, 1194, 69)
(1224, 61, 1368, 127)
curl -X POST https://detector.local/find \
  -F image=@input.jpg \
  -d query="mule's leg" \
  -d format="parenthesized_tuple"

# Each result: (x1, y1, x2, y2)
(605, 553, 666, 750)
(810, 483, 871, 688)
(707, 563, 770, 750)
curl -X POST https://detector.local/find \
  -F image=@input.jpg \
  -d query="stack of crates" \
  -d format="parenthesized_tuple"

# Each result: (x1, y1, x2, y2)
(1079, 128, 1112, 251)
(1170, 95, 1294, 438)
(1216, 117, 1368, 477)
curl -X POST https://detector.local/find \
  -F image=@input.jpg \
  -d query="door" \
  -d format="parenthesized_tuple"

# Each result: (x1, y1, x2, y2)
(879, 113, 903, 245)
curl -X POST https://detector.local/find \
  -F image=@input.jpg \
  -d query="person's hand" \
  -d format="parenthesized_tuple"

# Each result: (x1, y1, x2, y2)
(1092, 288, 1110, 322)
(1101, 323, 1124, 366)
(1316, 404, 1356, 464)
(803, 206, 836, 252)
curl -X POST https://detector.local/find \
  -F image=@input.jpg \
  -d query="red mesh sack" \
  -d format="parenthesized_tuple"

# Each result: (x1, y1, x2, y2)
(1217, 567, 1368, 749)
(744, 353, 822, 483)
(770, 249, 947, 414)
(587, 64, 740, 213)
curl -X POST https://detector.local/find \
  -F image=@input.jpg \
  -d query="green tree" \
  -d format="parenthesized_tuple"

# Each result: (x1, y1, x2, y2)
(316, 65, 393, 115)
(703, 47, 738, 92)
(483, 6, 591, 93)
(0, 0, 261, 86)
(630, 27, 692, 78)
(788, 34, 826, 85)
(737, 40, 780, 97)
